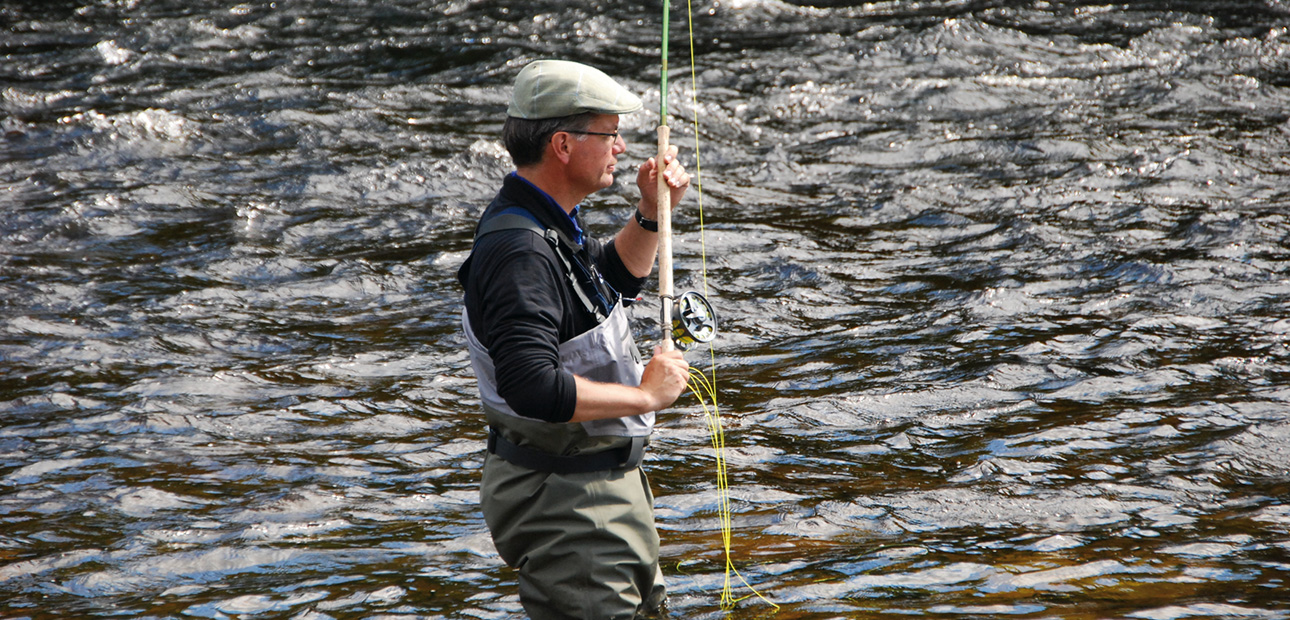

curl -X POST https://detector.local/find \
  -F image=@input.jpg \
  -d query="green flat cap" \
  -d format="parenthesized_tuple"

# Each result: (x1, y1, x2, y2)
(507, 59, 643, 120)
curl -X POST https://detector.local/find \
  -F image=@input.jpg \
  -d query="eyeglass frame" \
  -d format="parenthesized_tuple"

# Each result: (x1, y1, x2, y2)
(562, 129, 620, 141)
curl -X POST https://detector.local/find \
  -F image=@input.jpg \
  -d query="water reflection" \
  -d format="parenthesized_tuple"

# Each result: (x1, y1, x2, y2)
(3, 0, 1290, 618)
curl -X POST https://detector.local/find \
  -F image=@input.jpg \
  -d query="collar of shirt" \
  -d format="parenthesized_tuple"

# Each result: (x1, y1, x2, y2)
(508, 172, 585, 246)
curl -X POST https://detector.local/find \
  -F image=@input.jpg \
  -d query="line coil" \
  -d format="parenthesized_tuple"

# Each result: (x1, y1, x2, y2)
(660, 0, 779, 611)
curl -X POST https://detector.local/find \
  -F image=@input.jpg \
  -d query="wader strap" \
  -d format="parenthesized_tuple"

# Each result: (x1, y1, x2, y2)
(474, 211, 611, 322)
(488, 427, 647, 473)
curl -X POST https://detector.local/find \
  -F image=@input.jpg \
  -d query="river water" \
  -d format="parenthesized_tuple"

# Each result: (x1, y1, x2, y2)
(3, 1, 1290, 618)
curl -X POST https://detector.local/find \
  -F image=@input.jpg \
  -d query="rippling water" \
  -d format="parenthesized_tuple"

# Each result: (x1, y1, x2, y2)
(3, 1, 1290, 618)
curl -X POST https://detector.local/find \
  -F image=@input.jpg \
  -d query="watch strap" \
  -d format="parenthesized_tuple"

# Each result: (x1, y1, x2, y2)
(634, 209, 659, 232)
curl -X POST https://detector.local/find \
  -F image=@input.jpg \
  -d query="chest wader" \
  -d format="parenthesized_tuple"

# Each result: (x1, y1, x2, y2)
(463, 213, 666, 620)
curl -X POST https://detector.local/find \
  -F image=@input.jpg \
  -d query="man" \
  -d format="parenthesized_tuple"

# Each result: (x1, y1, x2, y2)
(458, 59, 692, 620)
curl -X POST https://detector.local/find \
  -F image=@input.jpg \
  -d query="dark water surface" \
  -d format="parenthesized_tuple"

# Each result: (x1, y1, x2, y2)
(4, 1, 1290, 618)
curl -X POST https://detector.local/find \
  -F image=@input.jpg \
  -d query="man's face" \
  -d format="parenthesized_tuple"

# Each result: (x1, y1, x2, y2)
(565, 114, 626, 195)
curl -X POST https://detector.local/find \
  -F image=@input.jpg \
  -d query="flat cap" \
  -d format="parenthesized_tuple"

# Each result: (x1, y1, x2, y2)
(507, 59, 643, 120)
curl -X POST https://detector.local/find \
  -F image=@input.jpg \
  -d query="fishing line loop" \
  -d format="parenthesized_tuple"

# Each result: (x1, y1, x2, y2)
(654, 0, 778, 612)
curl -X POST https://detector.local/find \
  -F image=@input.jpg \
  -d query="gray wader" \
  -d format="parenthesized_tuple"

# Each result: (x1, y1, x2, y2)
(464, 303, 666, 620)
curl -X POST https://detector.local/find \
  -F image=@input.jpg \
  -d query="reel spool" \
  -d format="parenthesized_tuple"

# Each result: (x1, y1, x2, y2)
(670, 291, 717, 350)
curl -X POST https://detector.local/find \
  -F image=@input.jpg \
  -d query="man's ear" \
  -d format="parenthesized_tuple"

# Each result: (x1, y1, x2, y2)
(549, 131, 574, 164)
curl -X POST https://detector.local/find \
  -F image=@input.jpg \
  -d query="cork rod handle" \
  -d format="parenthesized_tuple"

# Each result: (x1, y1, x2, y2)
(656, 124, 674, 352)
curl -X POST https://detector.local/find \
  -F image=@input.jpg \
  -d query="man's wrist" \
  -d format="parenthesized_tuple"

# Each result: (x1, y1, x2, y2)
(634, 208, 658, 232)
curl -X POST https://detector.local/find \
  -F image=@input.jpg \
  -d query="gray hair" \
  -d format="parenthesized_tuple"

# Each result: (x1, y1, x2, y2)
(501, 112, 597, 167)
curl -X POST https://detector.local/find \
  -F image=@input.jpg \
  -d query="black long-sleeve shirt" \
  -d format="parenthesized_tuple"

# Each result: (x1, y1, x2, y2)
(458, 173, 646, 423)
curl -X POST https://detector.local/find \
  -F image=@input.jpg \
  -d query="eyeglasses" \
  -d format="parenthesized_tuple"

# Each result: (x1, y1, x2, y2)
(563, 130, 620, 141)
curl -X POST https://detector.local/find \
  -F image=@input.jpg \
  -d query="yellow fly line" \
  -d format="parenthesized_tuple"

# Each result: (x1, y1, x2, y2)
(658, 0, 778, 612)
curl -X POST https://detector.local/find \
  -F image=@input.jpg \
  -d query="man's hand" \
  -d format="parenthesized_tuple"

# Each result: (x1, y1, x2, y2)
(639, 345, 690, 411)
(636, 144, 691, 219)
(569, 346, 690, 422)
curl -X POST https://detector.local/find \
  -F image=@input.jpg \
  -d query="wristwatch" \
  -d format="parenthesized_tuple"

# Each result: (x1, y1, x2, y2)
(634, 209, 658, 232)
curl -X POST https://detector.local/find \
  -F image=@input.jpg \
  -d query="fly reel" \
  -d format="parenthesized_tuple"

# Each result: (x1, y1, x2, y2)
(669, 291, 717, 350)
